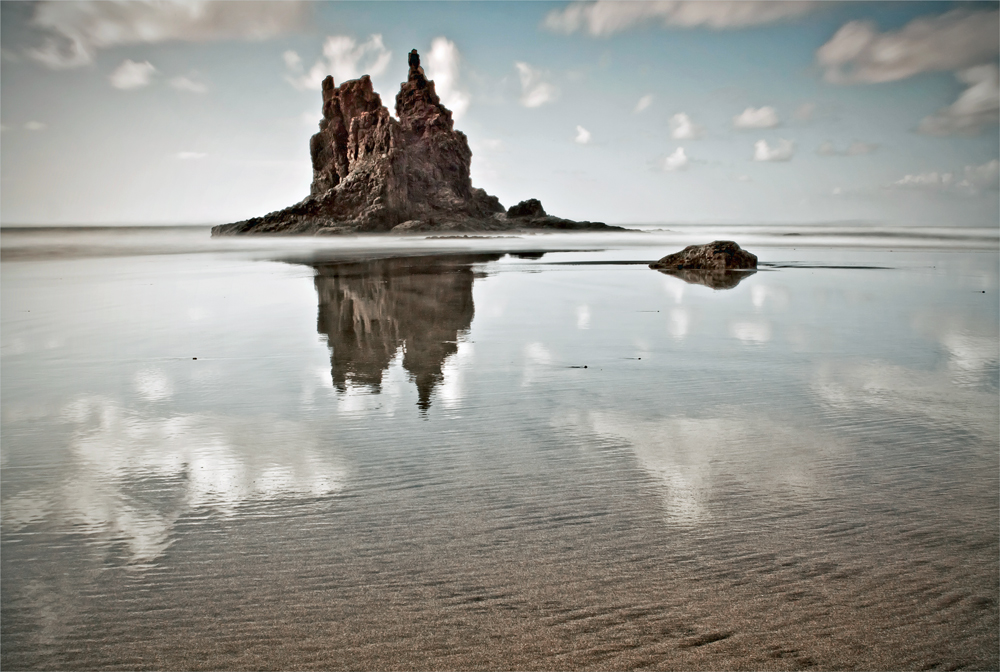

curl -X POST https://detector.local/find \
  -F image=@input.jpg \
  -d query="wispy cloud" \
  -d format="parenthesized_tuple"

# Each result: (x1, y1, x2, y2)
(515, 62, 558, 108)
(175, 152, 208, 160)
(27, 0, 309, 69)
(817, 9, 999, 84)
(169, 75, 208, 94)
(634, 94, 654, 113)
(284, 34, 392, 91)
(544, 0, 817, 37)
(753, 139, 794, 162)
(918, 64, 999, 136)
(24, 121, 47, 131)
(427, 37, 471, 120)
(574, 125, 592, 144)
(110, 59, 156, 90)
(733, 106, 779, 129)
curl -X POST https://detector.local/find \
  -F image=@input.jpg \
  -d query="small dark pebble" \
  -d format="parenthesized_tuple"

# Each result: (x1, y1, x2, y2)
(193, 357, 197, 360)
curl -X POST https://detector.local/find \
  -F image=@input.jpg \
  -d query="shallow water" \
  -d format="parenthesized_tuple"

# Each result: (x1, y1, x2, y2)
(2, 226, 998, 670)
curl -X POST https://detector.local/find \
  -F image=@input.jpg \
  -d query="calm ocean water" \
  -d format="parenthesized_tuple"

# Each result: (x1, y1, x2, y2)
(2, 226, 997, 670)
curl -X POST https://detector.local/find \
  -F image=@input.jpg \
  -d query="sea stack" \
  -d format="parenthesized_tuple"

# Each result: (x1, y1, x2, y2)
(213, 49, 617, 236)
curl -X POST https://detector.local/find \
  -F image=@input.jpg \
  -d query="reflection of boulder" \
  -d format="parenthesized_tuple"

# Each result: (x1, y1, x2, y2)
(313, 254, 504, 410)
(654, 268, 756, 290)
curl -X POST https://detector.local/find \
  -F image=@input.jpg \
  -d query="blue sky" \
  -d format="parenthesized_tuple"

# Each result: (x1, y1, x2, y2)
(1, 1, 998, 226)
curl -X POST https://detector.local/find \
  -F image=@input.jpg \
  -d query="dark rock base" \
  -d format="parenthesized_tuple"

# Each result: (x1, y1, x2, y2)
(211, 209, 624, 236)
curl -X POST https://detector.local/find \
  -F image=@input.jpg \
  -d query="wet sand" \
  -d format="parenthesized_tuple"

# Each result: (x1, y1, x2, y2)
(2, 227, 997, 669)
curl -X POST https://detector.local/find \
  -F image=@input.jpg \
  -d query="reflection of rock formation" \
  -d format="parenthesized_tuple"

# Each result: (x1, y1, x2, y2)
(654, 268, 756, 290)
(313, 254, 504, 410)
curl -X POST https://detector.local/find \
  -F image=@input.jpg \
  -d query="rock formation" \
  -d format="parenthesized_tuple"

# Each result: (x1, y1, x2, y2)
(649, 241, 757, 289)
(213, 50, 618, 236)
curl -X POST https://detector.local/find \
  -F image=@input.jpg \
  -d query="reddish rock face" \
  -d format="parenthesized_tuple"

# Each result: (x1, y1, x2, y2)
(299, 49, 501, 232)
(310, 75, 395, 196)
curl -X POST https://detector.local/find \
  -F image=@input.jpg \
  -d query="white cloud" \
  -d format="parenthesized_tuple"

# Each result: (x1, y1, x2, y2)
(427, 37, 471, 120)
(918, 64, 999, 136)
(285, 34, 392, 91)
(753, 138, 795, 162)
(817, 9, 999, 84)
(109, 59, 156, 90)
(544, 0, 816, 36)
(891, 161, 999, 194)
(24, 121, 47, 131)
(169, 75, 208, 94)
(669, 112, 703, 139)
(733, 106, 779, 128)
(27, 0, 309, 69)
(663, 147, 689, 171)
(635, 94, 654, 113)
(575, 125, 592, 144)
(515, 61, 558, 108)
(817, 140, 877, 156)
(175, 152, 207, 160)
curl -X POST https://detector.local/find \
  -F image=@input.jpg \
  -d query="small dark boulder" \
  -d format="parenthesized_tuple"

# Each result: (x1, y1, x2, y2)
(507, 199, 547, 219)
(649, 240, 757, 271)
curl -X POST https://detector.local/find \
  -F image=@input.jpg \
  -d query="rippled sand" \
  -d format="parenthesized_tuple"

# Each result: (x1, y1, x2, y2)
(2, 227, 997, 669)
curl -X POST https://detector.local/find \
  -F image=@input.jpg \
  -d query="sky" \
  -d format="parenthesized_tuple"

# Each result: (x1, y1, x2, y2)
(1, 0, 998, 227)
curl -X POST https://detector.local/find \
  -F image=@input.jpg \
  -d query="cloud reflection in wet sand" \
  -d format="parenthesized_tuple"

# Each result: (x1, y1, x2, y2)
(3, 396, 345, 564)
(588, 411, 831, 526)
